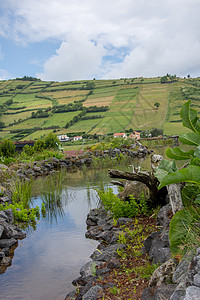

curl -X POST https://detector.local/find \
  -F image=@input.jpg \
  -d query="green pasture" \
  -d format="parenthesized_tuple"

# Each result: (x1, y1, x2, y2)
(44, 82, 84, 91)
(44, 111, 81, 128)
(0, 81, 14, 90)
(84, 86, 118, 107)
(1, 77, 200, 141)
(127, 83, 169, 130)
(163, 121, 190, 135)
(12, 94, 52, 109)
(23, 86, 46, 93)
(0, 96, 13, 104)
(91, 112, 133, 134)
(41, 89, 88, 103)
(1, 110, 34, 126)
(0, 130, 11, 139)
(112, 87, 139, 102)
(32, 81, 51, 86)
(87, 86, 118, 98)
(5, 117, 48, 131)
(22, 129, 55, 140)
(93, 79, 123, 87)
(65, 118, 102, 133)
(108, 87, 138, 119)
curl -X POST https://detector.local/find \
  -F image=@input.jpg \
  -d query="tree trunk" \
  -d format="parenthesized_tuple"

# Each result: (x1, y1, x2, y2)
(166, 183, 183, 214)
(108, 169, 166, 206)
(108, 152, 184, 214)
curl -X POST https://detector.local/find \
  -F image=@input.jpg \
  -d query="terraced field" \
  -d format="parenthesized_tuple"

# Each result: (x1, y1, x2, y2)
(0, 76, 199, 141)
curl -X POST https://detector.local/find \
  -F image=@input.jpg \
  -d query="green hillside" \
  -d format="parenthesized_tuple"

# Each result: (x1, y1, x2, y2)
(0, 75, 199, 141)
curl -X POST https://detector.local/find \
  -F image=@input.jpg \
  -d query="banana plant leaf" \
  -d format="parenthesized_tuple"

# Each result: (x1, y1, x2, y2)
(158, 165, 200, 189)
(179, 132, 200, 146)
(180, 100, 200, 133)
(155, 159, 177, 182)
(166, 147, 194, 160)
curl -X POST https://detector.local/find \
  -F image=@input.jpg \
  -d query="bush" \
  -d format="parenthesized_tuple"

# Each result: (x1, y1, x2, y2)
(0, 139, 16, 157)
(33, 139, 45, 152)
(44, 132, 59, 149)
(98, 188, 150, 219)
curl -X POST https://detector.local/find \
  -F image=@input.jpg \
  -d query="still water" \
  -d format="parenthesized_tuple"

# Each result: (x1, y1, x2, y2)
(0, 164, 134, 300)
(0, 145, 182, 299)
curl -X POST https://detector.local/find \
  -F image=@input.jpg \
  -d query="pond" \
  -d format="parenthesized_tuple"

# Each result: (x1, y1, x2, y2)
(1, 161, 140, 300)
(0, 144, 189, 299)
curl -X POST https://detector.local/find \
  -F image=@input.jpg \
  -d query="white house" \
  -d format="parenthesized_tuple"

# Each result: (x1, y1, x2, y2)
(113, 133, 127, 138)
(57, 135, 69, 142)
(73, 136, 82, 141)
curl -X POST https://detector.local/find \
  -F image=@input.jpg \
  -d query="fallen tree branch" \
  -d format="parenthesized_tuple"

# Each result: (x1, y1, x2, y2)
(108, 169, 163, 206)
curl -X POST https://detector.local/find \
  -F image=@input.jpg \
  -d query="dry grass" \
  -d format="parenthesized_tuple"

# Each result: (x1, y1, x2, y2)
(41, 90, 88, 99)
(83, 96, 114, 107)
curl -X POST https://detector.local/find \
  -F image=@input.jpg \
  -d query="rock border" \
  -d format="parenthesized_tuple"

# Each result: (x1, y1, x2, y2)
(66, 203, 200, 300)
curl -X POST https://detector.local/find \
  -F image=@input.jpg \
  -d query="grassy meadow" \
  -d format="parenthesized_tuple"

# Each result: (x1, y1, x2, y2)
(0, 76, 199, 141)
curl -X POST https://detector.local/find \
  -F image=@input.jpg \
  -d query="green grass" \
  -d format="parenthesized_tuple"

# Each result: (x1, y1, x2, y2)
(22, 129, 55, 140)
(1, 110, 34, 126)
(0, 77, 200, 140)
(44, 111, 81, 128)
(65, 118, 102, 133)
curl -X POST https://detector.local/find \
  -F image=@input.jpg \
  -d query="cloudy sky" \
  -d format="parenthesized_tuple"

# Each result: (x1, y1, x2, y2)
(0, 0, 200, 81)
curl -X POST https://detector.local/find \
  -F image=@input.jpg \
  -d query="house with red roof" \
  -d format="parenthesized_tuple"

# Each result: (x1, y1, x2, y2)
(129, 131, 141, 139)
(113, 133, 127, 138)
(73, 136, 82, 141)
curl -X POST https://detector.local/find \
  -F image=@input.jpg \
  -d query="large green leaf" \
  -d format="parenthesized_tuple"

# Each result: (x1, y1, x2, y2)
(158, 165, 200, 189)
(169, 206, 200, 255)
(154, 168, 169, 183)
(180, 100, 200, 133)
(166, 147, 194, 160)
(155, 159, 177, 182)
(157, 159, 177, 172)
(179, 132, 200, 146)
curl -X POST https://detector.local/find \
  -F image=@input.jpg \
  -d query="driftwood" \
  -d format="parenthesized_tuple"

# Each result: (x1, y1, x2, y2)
(108, 168, 166, 206)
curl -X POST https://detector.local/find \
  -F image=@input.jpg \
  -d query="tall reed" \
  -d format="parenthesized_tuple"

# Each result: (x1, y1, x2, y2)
(11, 177, 32, 209)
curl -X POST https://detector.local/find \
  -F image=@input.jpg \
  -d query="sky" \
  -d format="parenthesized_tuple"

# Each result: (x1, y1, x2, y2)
(0, 0, 200, 82)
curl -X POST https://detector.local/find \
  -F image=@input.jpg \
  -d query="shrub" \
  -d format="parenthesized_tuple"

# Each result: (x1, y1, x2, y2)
(33, 139, 45, 152)
(44, 132, 59, 149)
(0, 139, 16, 157)
(98, 188, 150, 219)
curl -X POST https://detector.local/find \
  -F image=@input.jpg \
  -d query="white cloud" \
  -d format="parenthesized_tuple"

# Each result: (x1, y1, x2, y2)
(0, 69, 13, 80)
(104, 32, 200, 79)
(1, 0, 200, 79)
(37, 33, 105, 81)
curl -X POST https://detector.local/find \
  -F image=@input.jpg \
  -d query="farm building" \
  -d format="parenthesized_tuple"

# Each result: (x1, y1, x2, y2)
(73, 136, 82, 141)
(113, 133, 127, 138)
(129, 131, 141, 139)
(57, 135, 70, 142)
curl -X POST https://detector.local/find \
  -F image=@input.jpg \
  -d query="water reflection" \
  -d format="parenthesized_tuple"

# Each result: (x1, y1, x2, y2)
(1, 171, 102, 299)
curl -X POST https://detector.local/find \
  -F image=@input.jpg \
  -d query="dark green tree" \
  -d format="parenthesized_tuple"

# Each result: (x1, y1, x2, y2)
(154, 102, 160, 109)
(150, 128, 163, 137)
